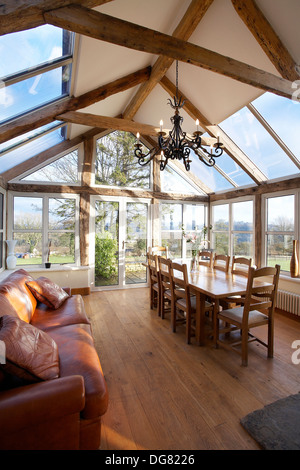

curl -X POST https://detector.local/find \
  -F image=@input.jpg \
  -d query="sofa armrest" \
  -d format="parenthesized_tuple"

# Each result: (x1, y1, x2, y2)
(0, 375, 85, 436)
(63, 287, 71, 296)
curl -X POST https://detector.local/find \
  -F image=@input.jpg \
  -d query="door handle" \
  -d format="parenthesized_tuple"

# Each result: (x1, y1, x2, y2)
(122, 240, 125, 249)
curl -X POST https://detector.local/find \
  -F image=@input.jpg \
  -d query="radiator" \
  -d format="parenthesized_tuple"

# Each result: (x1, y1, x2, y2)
(276, 290, 300, 316)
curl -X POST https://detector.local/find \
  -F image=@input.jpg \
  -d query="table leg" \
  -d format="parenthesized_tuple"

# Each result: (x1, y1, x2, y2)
(196, 292, 205, 346)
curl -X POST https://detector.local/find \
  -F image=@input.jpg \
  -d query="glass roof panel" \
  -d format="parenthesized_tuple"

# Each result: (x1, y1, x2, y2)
(189, 151, 234, 193)
(214, 151, 254, 187)
(0, 121, 61, 155)
(219, 106, 299, 180)
(252, 92, 300, 162)
(0, 127, 65, 174)
(0, 26, 72, 78)
(201, 132, 254, 187)
(161, 165, 204, 194)
(0, 66, 70, 124)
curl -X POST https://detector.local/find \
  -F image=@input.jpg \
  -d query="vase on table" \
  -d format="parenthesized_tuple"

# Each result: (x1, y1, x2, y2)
(6, 240, 17, 270)
(190, 250, 197, 271)
(290, 240, 299, 278)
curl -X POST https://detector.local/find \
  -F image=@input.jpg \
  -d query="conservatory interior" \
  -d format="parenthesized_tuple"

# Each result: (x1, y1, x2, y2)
(0, 0, 300, 451)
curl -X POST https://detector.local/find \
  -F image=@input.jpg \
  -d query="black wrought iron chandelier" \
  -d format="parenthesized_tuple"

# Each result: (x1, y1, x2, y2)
(134, 61, 224, 171)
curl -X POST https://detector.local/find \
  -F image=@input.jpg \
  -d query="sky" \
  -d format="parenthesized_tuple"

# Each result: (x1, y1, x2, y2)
(0, 25, 67, 124)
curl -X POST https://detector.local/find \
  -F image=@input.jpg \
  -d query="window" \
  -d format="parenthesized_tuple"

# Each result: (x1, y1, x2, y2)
(9, 194, 79, 266)
(264, 193, 296, 272)
(160, 165, 204, 195)
(211, 199, 254, 258)
(0, 26, 74, 124)
(211, 204, 229, 255)
(252, 92, 300, 162)
(95, 131, 151, 189)
(160, 202, 207, 258)
(0, 124, 66, 174)
(21, 148, 80, 183)
(0, 189, 5, 270)
(219, 106, 299, 180)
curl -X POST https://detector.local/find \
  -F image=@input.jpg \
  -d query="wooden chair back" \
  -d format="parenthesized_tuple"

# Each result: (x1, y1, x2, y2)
(198, 250, 213, 267)
(242, 265, 280, 326)
(148, 246, 169, 258)
(158, 256, 173, 319)
(158, 256, 172, 293)
(213, 254, 230, 272)
(147, 253, 159, 284)
(171, 262, 190, 304)
(231, 256, 252, 277)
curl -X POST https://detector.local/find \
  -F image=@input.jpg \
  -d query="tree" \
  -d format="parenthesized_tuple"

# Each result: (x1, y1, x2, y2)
(95, 131, 150, 188)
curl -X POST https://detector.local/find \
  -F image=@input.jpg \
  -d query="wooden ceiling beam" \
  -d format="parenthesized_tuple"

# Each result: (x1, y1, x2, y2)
(0, 66, 151, 145)
(123, 0, 214, 119)
(0, 1, 113, 36)
(231, 0, 299, 81)
(57, 111, 160, 136)
(44, 5, 295, 100)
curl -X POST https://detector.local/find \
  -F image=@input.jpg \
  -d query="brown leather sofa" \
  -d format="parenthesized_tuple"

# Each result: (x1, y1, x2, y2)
(0, 269, 108, 450)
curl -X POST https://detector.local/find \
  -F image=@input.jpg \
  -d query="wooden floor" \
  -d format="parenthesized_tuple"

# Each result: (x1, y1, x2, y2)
(83, 288, 300, 451)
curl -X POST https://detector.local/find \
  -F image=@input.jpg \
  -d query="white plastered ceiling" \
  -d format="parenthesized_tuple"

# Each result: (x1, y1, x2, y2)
(69, 0, 300, 140)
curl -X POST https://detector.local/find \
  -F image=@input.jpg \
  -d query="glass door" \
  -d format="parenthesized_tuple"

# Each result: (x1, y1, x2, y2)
(91, 196, 150, 290)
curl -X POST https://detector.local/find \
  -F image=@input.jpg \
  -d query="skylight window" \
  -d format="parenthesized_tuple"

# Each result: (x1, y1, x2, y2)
(0, 125, 65, 174)
(160, 165, 204, 194)
(0, 25, 74, 124)
(251, 92, 300, 162)
(189, 151, 234, 193)
(219, 106, 299, 180)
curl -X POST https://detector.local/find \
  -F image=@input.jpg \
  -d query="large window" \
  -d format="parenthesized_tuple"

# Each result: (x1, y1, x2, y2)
(263, 193, 297, 272)
(95, 131, 151, 189)
(160, 202, 207, 258)
(9, 194, 79, 266)
(211, 199, 254, 258)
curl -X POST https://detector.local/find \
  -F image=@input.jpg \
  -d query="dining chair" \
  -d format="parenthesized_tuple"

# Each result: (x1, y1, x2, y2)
(148, 246, 169, 258)
(213, 254, 230, 273)
(157, 256, 173, 320)
(170, 262, 213, 344)
(220, 256, 253, 309)
(198, 250, 213, 268)
(214, 264, 280, 366)
(147, 253, 160, 316)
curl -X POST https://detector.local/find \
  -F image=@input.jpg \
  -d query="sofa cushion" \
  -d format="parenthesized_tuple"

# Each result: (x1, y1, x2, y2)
(0, 269, 37, 323)
(0, 315, 60, 384)
(26, 277, 70, 310)
(47, 323, 108, 420)
(31, 295, 90, 331)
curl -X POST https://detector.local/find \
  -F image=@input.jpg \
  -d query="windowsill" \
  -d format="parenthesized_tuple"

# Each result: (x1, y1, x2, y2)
(279, 273, 300, 283)
(0, 265, 90, 281)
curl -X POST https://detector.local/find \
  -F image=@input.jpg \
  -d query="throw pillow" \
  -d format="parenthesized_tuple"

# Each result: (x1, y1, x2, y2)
(0, 315, 59, 383)
(26, 277, 70, 310)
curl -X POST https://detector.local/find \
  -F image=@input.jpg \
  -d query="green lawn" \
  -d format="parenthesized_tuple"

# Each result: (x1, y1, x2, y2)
(17, 255, 74, 265)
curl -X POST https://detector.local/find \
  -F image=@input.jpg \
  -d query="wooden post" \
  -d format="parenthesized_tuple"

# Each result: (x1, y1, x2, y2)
(255, 193, 262, 268)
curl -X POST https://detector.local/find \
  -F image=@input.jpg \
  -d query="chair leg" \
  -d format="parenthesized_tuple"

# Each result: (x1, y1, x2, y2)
(186, 311, 191, 344)
(268, 317, 274, 358)
(241, 329, 248, 366)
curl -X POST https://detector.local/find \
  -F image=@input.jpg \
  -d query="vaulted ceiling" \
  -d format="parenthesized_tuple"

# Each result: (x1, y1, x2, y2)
(1, 0, 300, 193)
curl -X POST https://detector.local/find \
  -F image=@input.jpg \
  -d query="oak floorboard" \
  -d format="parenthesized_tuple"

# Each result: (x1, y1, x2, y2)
(84, 288, 300, 450)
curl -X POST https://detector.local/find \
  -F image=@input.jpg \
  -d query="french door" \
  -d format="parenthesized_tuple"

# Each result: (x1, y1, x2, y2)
(91, 195, 151, 290)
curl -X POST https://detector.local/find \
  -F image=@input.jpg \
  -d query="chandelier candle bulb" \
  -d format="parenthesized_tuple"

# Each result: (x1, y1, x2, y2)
(136, 132, 140, 144)
(160, 120, 163, 132)
(196, 119, 199, 132)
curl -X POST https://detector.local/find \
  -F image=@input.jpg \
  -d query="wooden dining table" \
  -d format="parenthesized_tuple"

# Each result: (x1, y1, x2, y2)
(184, 264, 274, 346)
